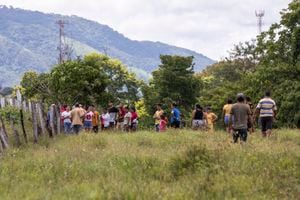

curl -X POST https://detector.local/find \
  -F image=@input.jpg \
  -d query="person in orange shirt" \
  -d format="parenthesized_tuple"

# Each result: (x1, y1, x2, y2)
(205, 107, 218, 133)
(91, 105, 100, 133)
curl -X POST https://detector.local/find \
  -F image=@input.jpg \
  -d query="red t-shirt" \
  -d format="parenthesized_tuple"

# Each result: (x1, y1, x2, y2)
(131, 112, 138, 122)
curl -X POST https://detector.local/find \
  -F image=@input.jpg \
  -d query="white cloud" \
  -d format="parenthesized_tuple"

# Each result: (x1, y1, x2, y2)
(0, 0, 290, 59)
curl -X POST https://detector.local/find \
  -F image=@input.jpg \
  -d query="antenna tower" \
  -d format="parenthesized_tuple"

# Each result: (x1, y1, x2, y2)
(56, 20, 69, 64)
(255, 10, 265, 34)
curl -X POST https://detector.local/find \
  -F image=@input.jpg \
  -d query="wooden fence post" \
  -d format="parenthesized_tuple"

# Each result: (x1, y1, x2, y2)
(20, 109, 28, 143)
(0, 128, 9, 149)
(16, 90, 28, 143)
(10, 120, 21, 147)
(31, 102, 38, 143)
(50, 105, 56, 135)
(0, 97, 5, 108)
(36, 103, 46, 136)
(55, 105, 61, 135)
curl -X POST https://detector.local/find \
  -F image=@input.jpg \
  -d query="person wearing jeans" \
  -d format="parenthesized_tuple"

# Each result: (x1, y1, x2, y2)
(61, 106, 72, 134)
(70, 103, 85, 134)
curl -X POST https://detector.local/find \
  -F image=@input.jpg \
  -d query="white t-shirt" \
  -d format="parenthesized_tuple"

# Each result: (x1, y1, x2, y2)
(109, 112, 117, 123)
(124, 112, 132, 126)
(85, 111, 94, 122)
(61, 111, 71, 123)
(101, 113, 110, 128)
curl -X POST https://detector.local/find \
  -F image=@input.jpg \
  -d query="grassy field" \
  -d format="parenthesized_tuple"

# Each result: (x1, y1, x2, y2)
(0, 129, 299, 199)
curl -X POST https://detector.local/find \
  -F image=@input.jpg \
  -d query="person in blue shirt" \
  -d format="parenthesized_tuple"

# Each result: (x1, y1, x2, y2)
(170, 103, 181, 128)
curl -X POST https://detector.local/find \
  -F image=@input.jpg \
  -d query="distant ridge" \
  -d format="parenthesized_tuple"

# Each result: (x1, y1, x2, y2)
(0, 6, 215, 86)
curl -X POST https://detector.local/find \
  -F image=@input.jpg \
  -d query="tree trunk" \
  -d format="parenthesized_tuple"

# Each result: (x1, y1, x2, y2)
(31, 102, 38, 143)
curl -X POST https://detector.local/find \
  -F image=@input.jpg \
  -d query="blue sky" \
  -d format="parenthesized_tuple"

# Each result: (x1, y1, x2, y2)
(0, 0, 290, 60)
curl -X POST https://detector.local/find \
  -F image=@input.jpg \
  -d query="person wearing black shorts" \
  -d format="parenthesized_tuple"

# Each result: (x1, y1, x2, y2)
(255, 91, 277, 137)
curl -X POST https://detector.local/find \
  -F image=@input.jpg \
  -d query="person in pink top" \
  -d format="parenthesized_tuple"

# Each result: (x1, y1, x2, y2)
(84, 106, 94, 132)
(159, 114, 167, 132)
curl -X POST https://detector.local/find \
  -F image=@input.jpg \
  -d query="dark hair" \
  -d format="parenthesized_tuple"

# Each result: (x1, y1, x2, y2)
(124, 106, 129, 110)
(237, 96, 245, 102)
(227, 99, 233, 104)
(160, 114, 166, 120)
(246, 97, 251, 102)
(172, 103, 177, 107)
(265, 91, 271, 97)
(130, 106, 136, 112)
(157, 103, 162, 107)
(195, 104, 201, 109)
(75, 103, 80, 107)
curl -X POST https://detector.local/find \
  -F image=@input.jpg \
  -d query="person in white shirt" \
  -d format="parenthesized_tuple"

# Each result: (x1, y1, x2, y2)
(101, 108, 110, 130)
(123, 106, 132, 132)
(84, 106, 94, 132)
(61, 106, 72, 134)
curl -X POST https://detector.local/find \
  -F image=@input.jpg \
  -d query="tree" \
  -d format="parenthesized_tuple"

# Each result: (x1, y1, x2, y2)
(143, 55, 201, 114)
(21, 53, 141, 107)
(197, 0, 300, 127)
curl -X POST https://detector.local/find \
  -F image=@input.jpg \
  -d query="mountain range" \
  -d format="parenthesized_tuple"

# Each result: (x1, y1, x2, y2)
(0, 5, 214, 86)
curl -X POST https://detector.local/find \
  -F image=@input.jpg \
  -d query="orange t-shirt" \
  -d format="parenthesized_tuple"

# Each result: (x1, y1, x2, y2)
(92, 111, 99, 126)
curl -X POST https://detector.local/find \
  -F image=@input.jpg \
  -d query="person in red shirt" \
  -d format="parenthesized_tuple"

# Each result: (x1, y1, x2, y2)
(130, 106, 138, 132)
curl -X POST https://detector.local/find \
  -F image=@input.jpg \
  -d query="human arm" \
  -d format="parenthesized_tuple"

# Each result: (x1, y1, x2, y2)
(213, 113, 218, 123)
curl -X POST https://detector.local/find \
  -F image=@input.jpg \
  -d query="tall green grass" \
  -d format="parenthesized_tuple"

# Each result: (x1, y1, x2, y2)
(0, 129, 299, 199)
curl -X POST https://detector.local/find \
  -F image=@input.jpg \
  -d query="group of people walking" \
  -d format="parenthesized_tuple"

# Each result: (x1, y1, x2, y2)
(60, 102, 138, 134)
(57, 91, 277, 144)
(154, 91, 277, 143)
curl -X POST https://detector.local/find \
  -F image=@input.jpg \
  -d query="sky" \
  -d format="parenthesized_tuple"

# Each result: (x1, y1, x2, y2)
(0, 0, 290, 60)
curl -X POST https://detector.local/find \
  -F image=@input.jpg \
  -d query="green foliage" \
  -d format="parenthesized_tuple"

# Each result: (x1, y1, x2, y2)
(143, 55, 201, 116)
(0, 129, 299, 199)
(20, 71, 52, 101)
(0, 106, 20, 123)
(21, 53, 141, 106)
(197, 1, 300, 127)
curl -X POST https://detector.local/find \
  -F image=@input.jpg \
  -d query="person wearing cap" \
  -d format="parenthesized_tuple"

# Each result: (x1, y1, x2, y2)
(230, 93, 252, 143)
(254, 91, 277, 137)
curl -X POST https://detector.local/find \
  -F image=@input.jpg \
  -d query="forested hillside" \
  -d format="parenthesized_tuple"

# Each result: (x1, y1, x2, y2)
(0, 5, 214, 86)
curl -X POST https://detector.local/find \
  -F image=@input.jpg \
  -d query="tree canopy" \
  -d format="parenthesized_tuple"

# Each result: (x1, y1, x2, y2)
(21, 53, 141, 107)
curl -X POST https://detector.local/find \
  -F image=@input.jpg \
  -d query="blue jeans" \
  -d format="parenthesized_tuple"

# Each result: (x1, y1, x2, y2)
(155, 124, 160, 132)
(233, 129, 248, 143)
(64, 122, 72, 134)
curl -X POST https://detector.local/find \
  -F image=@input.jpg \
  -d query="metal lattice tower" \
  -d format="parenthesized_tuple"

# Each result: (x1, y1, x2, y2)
(255, 10, 265, 34)
(56, 20, 68, 64)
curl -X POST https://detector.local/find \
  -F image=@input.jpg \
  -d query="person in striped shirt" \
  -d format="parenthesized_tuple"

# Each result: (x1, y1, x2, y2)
(255, 91, 277, 137)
